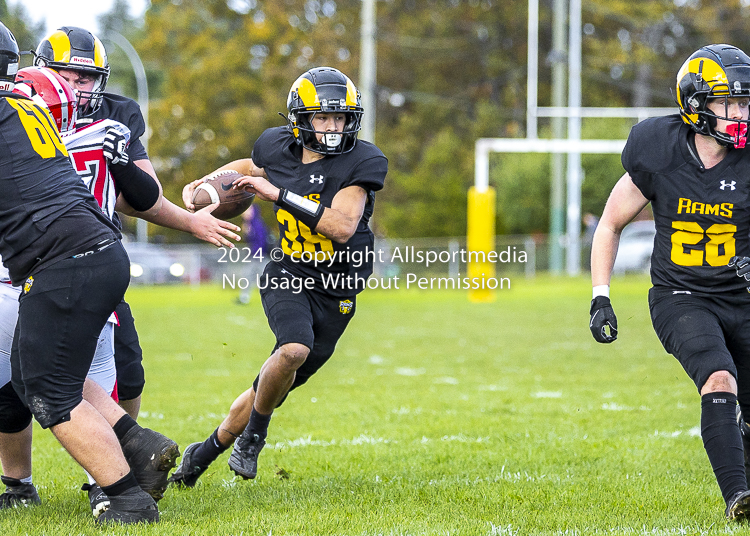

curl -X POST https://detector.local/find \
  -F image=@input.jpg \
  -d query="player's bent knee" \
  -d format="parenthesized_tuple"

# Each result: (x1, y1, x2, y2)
(277, 343, 310, 369)
(700, 370, 737, 395)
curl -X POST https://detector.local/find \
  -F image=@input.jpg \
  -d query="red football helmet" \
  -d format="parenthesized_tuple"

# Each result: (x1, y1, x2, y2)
(13, 66, 77, 134)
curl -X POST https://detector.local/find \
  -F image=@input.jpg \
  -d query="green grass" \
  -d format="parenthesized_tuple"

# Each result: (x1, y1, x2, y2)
(0, 275, 744, 535)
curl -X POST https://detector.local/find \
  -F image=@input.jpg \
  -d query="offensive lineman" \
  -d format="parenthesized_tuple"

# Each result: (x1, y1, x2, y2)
(589, 44, 750, 520)
(169, 67, 387, 486)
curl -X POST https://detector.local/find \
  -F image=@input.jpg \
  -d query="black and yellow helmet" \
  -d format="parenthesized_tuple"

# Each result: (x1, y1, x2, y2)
(0, 21, 19, 91)
(34, 26, 109, 116)
(676, 44, 750, 147)
(286, 67, 363, 155)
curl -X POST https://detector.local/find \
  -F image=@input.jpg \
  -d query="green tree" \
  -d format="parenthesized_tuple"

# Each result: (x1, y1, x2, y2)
(1, 1, 44, 68)
(129, 0, 750, 241)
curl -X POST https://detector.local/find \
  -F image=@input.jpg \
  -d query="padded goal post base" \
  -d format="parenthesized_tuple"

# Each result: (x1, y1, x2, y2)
(467, 186, 496, 303)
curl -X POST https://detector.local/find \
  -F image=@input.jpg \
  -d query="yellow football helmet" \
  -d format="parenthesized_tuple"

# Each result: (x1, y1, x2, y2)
(34, 26, 109, 116)
(286, 67, 363, 155)
(676, 44, 750, 148)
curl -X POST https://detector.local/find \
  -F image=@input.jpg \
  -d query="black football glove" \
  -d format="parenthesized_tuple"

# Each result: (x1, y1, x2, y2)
(729, 257, 750, 292)
(102, 127, 129, 166)
(589, 296, 618, 343)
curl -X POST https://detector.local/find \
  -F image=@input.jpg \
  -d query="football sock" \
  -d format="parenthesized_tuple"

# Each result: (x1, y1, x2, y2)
(101, 471, 139, 498)
(701, 392, 747, 503)
(191, 428, 230, 468)
(19, 475, 32, 485)
(246, 407, 273, 440)
(112, 414, 139, 441)
(84, 470, 96, 486)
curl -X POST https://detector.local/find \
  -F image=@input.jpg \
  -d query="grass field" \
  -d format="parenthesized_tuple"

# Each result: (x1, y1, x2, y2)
(0, 275, 745, 535)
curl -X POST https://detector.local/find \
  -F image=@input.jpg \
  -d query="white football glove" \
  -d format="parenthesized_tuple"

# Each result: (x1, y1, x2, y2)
(102, 127, 130, 166)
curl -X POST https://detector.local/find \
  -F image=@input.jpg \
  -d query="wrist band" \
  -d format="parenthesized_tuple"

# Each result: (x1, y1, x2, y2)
(275, 188, 324, 229)
(592, 285, 610, 299)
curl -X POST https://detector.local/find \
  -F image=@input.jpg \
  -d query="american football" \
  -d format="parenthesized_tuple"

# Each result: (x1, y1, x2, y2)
(191, 169, 255, 219)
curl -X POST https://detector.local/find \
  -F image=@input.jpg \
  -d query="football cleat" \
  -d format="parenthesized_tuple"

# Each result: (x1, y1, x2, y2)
(119, 426, 180, 502)
(168, 442, 209, 488)
(727, 489, 750, 521)
(737, 406, 750, 487)
(81, 483, 110, 518)
(227, 432, 265, 479)
(0, 476, 41, 509)
(96, 487, 158, 525)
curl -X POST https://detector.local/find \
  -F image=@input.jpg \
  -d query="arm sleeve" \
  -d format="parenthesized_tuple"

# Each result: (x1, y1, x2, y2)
(109, 159, 160, 211)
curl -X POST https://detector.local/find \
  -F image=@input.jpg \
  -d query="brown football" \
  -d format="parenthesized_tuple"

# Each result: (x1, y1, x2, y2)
(191, 169, 255, 219)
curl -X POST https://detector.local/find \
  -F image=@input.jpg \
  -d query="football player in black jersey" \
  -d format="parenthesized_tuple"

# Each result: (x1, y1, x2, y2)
(0, 21, 166, 524)
(170, 67, 387, 487)
(34, 27, 241, 423)
(590, 44, 750, 520)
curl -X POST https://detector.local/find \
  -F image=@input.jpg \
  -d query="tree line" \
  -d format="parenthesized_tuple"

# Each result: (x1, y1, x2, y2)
(5, 0, 750, 240)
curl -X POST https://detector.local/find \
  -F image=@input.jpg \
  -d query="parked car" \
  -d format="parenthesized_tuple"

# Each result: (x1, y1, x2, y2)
(612, 220, 655, 275)
(123, 241, 186, 284)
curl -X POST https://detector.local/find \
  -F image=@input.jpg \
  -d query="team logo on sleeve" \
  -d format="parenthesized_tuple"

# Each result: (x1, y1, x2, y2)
(339, 300, 353, 314)
(23, 276, 33, 294)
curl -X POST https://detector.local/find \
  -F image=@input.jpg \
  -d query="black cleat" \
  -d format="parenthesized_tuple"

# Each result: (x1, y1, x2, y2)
(96, 487, 158, 525)
(81, 483, 110, 518)
(228, 432, 265, 479)
(168, 442, 209, 488)
(727, 490, 750, 521)
(0, 476, 41, 509)
(737, 406, 750, 488)
(119, 426, 180, 502)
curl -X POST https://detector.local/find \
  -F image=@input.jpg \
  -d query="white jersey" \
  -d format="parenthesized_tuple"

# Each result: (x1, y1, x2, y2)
(63, 119, 131, 221)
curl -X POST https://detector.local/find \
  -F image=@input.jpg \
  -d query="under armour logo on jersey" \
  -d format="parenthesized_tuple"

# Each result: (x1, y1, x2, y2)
(720, 180, 737, 191)
(309, 175, 324, 184)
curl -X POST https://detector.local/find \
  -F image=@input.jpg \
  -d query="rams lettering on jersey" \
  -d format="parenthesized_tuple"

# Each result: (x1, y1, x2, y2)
(677, 198, 733, 218)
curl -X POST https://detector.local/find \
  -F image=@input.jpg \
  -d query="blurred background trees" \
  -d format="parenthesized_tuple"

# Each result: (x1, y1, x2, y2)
(10, 0, 750, 240)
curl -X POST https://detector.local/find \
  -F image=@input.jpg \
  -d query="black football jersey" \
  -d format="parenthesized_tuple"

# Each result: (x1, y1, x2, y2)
(623, 114, 750, 294)
(252, 127, 387, 296)
(0, 92, 118, 283)
(79, 93, 149, 162)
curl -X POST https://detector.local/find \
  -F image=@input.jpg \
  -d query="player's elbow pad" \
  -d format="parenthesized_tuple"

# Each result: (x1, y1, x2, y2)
(110, 159, 161, 212)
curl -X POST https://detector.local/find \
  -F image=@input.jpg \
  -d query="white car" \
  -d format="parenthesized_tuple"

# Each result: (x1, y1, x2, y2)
(613, 220, 655, 275)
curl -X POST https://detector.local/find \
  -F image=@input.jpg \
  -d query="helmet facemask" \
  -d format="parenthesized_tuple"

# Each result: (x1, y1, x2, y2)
(72, 72, 107, 116)
(293, 110, 361, 155)
(703, 94, 750, 148)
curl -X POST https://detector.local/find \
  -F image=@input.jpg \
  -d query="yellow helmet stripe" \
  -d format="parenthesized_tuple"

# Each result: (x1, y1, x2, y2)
(345, 78, 358, 107)
(296, 77, 320, 108)
(93, 35, 107, 68)
(46, 30, 72, 63)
